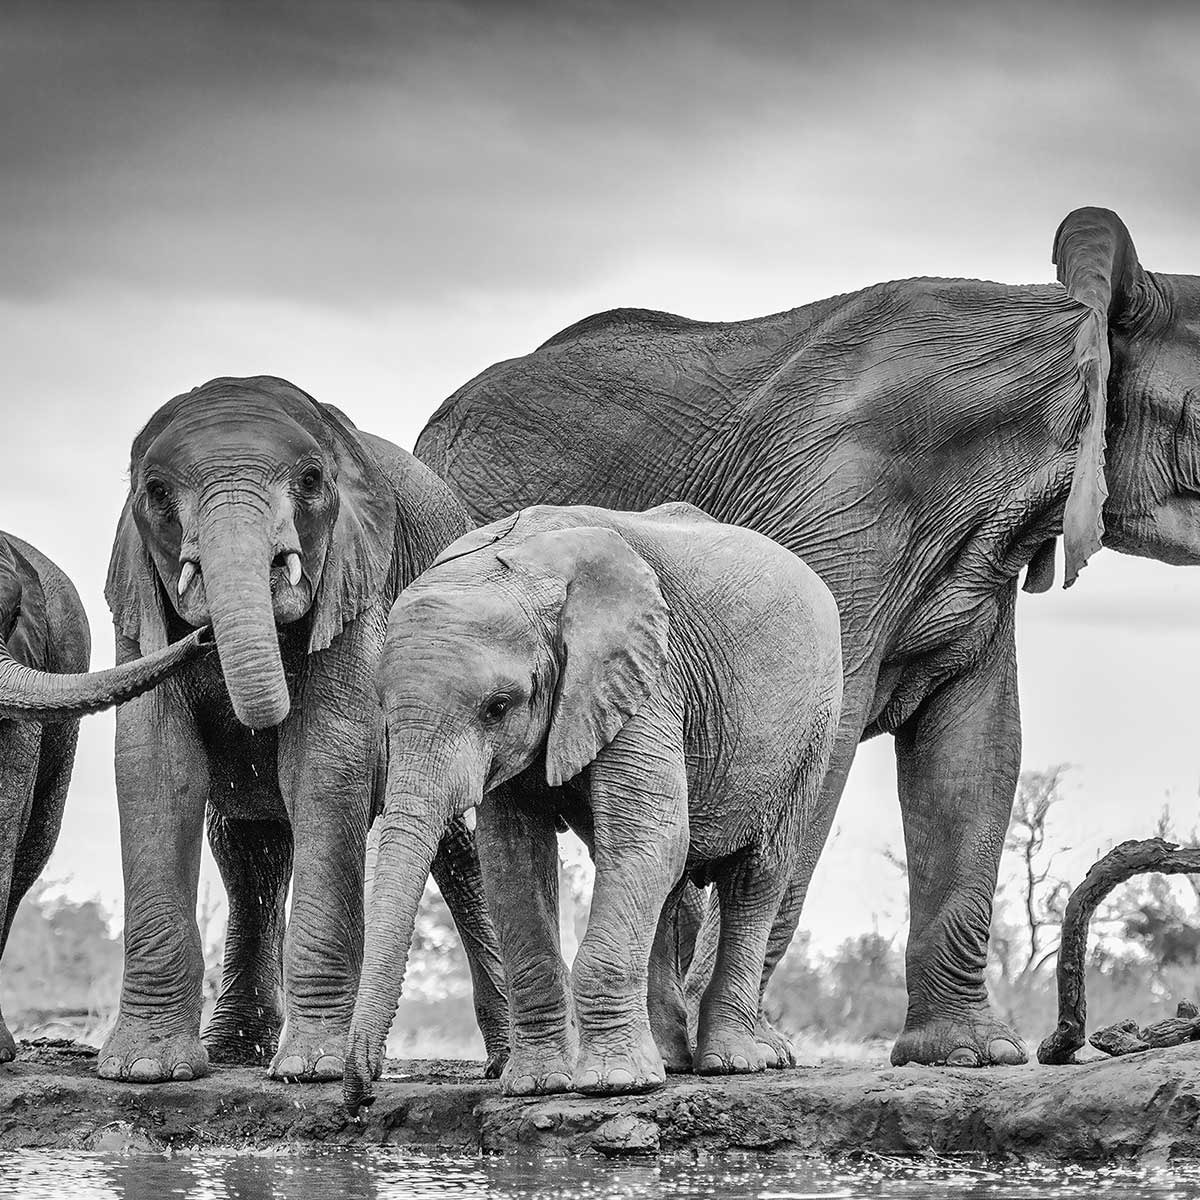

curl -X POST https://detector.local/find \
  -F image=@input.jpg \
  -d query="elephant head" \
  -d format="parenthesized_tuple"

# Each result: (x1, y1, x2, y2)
(0, 534, 210, 721)
(1054, 207, 1200, 585)
(106, 376, 397, 729)
(343, 512, 669, 1109)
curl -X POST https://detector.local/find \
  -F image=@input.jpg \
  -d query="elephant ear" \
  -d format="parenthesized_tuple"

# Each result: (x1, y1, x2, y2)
(0, 538, 48, 670)
(105, 497, 171, 653)
(308, 404, 399, 653)
(497, 526, 670, 787)
(1052, 207, 1148, 587)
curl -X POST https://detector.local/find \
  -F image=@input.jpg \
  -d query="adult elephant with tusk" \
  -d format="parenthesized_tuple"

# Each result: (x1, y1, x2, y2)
(99, 375, 508, 1084)
(0, 531, 209, 1063)
(418, 207, 1200, 1070)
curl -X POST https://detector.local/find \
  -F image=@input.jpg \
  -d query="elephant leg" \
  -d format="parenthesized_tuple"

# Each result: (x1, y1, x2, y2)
(570, 706, 689, 1097)
(429, 817, 510, 1078)
(891, 609, 1026, 1068)
(100, 682, 211, 1082)
(0, 721, 41, 1063)
(272, 670, 376, 1082)
(685, 669, 877, 1068)
(203, 813, 292, 1065)
(695, 845, 792, 1075)
(646, 876, 694, 1073)
(476, 781, 573, 1097)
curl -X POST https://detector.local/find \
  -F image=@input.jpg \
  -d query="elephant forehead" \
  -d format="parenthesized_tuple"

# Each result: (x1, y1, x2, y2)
(144, 401, 322, 472)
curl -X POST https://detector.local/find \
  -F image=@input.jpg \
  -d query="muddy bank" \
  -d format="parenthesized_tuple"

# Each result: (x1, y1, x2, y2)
(1, 1041, 1198, 1162)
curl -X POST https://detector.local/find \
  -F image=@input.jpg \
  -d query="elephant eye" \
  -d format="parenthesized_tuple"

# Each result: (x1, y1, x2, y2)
(296, 465, 324, 495)
(482, 693, 513, 724)
(144, 478, 172, 510)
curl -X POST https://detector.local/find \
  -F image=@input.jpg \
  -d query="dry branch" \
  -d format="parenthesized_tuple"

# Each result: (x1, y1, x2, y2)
(1036, 837, 1200, 1065)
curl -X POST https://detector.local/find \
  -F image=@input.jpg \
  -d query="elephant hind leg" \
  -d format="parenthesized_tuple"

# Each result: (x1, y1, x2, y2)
(694, 844, 792, 1076)
(203, 813, 292, 1065)
(646, 877, 697, 1073)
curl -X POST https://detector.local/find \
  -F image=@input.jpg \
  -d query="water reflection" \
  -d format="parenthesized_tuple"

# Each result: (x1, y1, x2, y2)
(4, 1150, 1200, 1200)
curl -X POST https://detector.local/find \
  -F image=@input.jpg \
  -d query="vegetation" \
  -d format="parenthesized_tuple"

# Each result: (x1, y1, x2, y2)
(4, 766, 1198, 1061)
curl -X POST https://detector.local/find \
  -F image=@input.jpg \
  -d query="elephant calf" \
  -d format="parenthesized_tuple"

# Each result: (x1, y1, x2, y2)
(345, 502, 842, 1105)
(0, 531, 206, 1061)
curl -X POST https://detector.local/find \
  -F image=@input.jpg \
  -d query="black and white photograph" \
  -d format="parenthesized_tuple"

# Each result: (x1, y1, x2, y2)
(2, 1, 1200, 1196)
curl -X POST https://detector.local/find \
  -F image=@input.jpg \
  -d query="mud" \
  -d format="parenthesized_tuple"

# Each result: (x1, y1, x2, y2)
(2, 1040, 1199, 1162)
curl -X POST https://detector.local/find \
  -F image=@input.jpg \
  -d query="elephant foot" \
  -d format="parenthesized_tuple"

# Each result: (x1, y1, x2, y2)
(754, 1012, 798, 1069)
(573, 1026, 665, 1096)
(890, 1007, 1028, 1068)
(0, 1017, 15, 1065)
(696, 1027, 767, 1075)
(203, 1003, 283, 1066)
(649, 1005, 693, 1074)
(269, 1026, 347, 1082)
(500, 1045, 574, 1097)
(484, 1046, 509, 1080)
(98, 1018, 209, 1083)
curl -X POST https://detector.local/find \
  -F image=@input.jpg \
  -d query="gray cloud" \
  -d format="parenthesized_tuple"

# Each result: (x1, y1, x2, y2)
(4, 0, 1199, 311)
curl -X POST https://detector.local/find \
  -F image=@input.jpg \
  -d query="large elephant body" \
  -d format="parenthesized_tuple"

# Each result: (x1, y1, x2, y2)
(416, 208, 1200, 1067)
(0, 532, 208, 1062)
(100, 376, 506, 1084)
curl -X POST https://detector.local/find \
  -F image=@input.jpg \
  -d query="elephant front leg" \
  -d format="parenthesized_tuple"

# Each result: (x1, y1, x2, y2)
(430, 817, 510, 1077)
(571, 708, 689, 1096)
(100, 686, 210, 1082)
(476, 782, 573, 1097)
(891, 614, 1027, 1069)
(0, 720, 41, 1063)
(203, 813, 292, 1064)
(272, 709, 372, 1082)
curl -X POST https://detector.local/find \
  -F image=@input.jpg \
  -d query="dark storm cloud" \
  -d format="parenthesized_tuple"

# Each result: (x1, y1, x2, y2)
(4, 0, 1200, 311)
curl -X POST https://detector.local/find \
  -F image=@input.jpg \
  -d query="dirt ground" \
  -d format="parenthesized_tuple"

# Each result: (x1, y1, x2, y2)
(1, 1039, 1198, 1162)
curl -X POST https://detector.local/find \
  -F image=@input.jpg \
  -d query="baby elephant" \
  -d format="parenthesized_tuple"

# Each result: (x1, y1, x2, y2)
(344, 503, 841, 1106)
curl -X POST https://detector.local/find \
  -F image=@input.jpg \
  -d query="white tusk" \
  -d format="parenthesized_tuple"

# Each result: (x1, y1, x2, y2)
(177, 561, 197, 597)
(285, 552, 302, 586)
(463, 807, 477, 832)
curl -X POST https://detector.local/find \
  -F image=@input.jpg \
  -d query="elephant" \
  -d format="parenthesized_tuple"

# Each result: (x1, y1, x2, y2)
(98, 375, 508, 1084)
(343, 501, 842, 1107)
(0, 531, 208, 1062)
(414, 206, 1200, 1068)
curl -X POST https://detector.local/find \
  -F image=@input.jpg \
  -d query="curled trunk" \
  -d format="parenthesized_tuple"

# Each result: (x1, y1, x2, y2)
(0, 627, 211, 722)
(197, 493, 290, 729)
(344, 791, 442, 1112)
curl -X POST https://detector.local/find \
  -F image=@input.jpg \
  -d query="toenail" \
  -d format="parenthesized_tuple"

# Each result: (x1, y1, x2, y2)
(171, 1064, 194, 1081)
(275, 1055, 305, 1078)
(988, 1038, 1024, 1063)
(545, 1073, 571, 1091)
(314, 1055, 343, 1077)
(128, 1058, 161, 1081)
(946, 1048, 979, 1067)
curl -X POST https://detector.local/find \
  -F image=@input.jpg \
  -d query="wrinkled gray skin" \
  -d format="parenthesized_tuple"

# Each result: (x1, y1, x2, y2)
(100, 376, 508, 1085)
(417, 208, 1200, 1068)
(0, 532, 209, 1063)
(344, 502, 842, 1107)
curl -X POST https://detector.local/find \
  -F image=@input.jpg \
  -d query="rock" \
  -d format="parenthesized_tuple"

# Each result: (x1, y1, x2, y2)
(1177, 1000, 1199, 1020)
(1089, 1020, 1150, 1057)
(1141, 1017, 1200, 1049)
(589, 1114, 661, 1156)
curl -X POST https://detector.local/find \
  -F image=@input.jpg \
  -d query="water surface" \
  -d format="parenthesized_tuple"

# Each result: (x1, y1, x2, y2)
(5, 1150, 1200, 1200)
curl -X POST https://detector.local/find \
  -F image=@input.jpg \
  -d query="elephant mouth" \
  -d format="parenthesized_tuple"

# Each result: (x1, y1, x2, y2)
(172, 552, 310, 627)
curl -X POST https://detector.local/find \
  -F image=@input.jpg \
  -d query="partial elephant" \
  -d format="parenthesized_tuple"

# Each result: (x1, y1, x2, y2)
(415, 207, 1200, 1068)
(344, 502, 842, 1107)
(100, 375, 508, 1084)
(0, 531, 208, 1062)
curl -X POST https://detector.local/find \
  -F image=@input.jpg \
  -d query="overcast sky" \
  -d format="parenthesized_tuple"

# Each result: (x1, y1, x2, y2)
(3, 0, 1200, 954)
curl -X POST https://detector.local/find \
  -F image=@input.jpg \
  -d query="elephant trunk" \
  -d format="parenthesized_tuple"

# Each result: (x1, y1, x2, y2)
(344, 787, 443, 1113)
(0, 627, 211, 722)
(197, 490, 291, 729)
